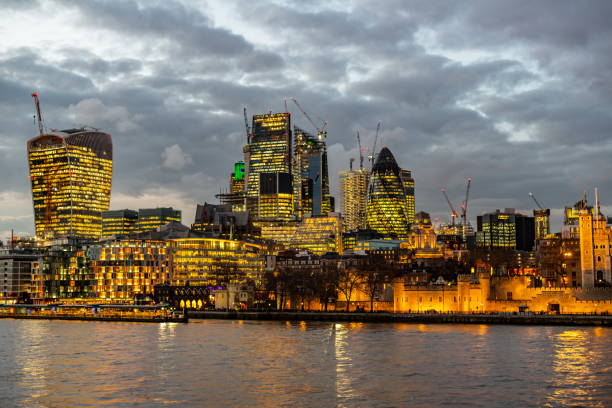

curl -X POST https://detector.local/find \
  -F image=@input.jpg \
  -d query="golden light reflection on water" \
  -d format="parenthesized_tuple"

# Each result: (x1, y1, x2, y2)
(15, 321, 50, 406)
(547, 330, 604, 407)
(333, 323, 362, 407)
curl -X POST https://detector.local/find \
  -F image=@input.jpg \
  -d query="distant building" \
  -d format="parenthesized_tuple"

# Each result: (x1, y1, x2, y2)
(293, 127, 331, 217)
(101, 209, 138, 238)
(533, 209, 550, 240)
(538, 234, 581, 286)
(339, 168, 369, 232)
(400, 169, 415, 225)
(244, 112, 293, 220)
(0, 248, 38, 301)
(27, 128, 113, 239)
(366, 147, 411, 239)
(291, 213, 343, 255)
(136, 208, 181, 233)
(476, 209, 535, 251)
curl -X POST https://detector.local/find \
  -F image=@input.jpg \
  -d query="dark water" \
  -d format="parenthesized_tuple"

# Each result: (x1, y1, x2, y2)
(0, 320, 610, 407)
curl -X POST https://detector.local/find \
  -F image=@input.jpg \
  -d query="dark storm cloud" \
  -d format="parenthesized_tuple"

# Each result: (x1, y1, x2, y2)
(1, 0, 611, 239)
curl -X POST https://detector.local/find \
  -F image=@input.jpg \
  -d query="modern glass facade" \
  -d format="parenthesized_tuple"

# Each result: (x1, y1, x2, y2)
(339, 168, 369, 232)
(243, 113, 293, 220)
(366, 147, 410, 239)
(89, 240, 170, 301)
(291, 213, 343, 255)
(170, 238, 265, 286)
(101, 209, 138, 238)
(27, 129, 113, 239)
(476, 209, 535, 251)
(400, 169, 415, 225)
(293, 127, 331, 217)
(136, 208, 181, 233)
(533, 209, 550, 240)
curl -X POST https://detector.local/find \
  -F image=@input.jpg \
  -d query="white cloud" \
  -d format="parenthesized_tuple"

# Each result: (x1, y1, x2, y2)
(162, 144, 192, 170)
(67, 98, 140, 132)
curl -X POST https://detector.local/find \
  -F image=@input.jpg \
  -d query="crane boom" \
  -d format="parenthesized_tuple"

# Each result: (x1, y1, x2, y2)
(243, 107, 250, 142)
(370, 121, 382, 167)
(32, 92, 45, 136)
(356, 130, 364, 169)
(440, 188, 459, 225)
(291, 98, 320, 133)
(528, 192, 544, 210)
(462, 178, 472, 236)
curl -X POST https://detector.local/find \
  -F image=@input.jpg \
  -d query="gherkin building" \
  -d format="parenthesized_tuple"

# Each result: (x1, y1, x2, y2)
(366, 147, 410, 239)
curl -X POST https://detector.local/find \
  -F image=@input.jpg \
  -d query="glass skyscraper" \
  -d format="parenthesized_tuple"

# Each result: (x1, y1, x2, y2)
(27, 129, 113, 239)
(243, 113, 293, 220)
(366, 147, 410, 239)
(293, 127, 331, 217)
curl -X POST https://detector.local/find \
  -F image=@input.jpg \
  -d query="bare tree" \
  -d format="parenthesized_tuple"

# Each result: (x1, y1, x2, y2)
(337, 266, 361, 312)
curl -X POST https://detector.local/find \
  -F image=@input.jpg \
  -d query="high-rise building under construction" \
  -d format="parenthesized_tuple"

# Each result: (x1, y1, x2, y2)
(293, 127, 331, 217)
(366, 147, 410, 239)
(243, 113, 294, 220)
(339, 168, 369, 232)
(27, 129, 113, 239)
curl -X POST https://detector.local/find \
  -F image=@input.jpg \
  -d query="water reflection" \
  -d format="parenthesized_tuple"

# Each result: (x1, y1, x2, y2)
(546, 330, 604, 407)
(333, 323, 361, 406)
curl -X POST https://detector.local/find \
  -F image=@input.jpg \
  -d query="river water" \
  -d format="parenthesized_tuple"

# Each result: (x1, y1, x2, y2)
(0, 319, 610, 407)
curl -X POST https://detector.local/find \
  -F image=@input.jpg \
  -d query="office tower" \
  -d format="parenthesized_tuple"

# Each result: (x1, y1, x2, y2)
(476, 208, 535, 251)
(533, 209, 550, 240)
(366, 147, 411, 239)
(243, 113, 293, 220)
(216, 161, 247, 212)
(293, 127, 331, 217)
(291, 213, 343, 255)
(27, 129, 113, 239)
(136, 208, 181, 233)
(101, 209, 138, 238)
(339, 168, 369, 232)
(230, 161, 246, 193)
(400, 169, 415, 225)
(258, 172, 294, 221)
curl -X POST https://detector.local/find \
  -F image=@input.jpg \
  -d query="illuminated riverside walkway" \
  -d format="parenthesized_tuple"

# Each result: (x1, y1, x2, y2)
(190, 311, 612, 326)
(0, 304, 187, 323)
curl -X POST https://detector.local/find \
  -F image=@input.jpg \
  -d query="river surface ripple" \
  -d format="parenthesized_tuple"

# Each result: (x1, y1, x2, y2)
(0, 320, 610, 407)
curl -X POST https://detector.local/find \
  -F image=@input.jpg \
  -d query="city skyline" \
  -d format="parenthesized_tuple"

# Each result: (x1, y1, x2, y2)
(1, 1, 612, 241)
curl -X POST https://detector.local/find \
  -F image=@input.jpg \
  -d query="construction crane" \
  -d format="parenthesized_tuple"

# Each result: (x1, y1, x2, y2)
(461, 178, 472, 237)
(349, 157, 355, 171)
(356, 130, 365, 169)
(369, 121, 382, 168)
(290, 98, 327, 137)
(31, 92, 46, 136)
(243, 107, 250, 142)
(528, 192, 544, 210)
(440, 188, 459, 225)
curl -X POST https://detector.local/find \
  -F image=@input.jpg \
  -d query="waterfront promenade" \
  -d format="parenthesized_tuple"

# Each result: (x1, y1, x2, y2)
(190, 310, 612, 326)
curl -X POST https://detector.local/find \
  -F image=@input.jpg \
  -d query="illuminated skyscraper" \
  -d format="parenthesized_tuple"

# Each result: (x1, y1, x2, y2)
(291, 213, 343, 255)
(27, 129, 113, 239)
(339, 168, 369, 232)
(293, 127, 331, 217)
(243, 112, 293, 220)
(366, 147, 410, 239)
(230, 161, 246, 193)
(400, 169, 415, 225)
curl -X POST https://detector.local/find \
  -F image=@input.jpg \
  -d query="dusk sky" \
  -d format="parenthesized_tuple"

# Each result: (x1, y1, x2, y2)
(1, 0, 611, 241)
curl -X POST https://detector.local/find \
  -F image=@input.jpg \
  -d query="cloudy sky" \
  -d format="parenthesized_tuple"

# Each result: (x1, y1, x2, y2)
(1, 0, 611, 241)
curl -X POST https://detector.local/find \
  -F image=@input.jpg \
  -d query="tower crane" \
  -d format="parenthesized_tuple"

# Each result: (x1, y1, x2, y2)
(31, 92, 46, 136)
(440, 188, 459, 226)
(528, 192, 544, 210)
(356, 130, 365, 169)
(369, 121, 382, 168)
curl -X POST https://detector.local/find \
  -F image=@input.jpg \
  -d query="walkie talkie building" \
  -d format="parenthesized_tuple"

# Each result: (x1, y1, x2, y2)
(27, 129, 113, 239)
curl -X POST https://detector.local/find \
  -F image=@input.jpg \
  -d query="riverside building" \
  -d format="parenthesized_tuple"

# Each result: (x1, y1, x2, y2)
(27, 128, 113, 239)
